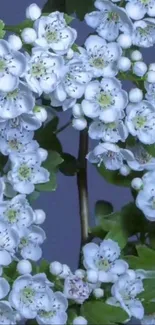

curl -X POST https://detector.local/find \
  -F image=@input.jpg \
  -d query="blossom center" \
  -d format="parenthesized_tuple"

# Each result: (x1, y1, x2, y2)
(6, 89, 18, 100)
(45, 30, 58, 42)
(31, 62, 46, 78)
(96, 258, 110, 271)
(98, 92, 112, 108)
(22, 287, 35, 303)
(6, 209, 17, 223)
(0, 59, 6, 72)
(39, 310, 56, 318)
(20, 237, 28, 246)
(133, 116, 147, 128)
(18, 164, 31, 180)
(108, 11, 119, 22)
(8, 139, 21, 150)
(91, 57, 104, 68)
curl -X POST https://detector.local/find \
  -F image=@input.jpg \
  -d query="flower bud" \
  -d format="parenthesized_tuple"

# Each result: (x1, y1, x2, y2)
(26, 3, 41, 20)
(72, 117, 87, 130)
(34, 209, 46, 225)
(119, 165, 130, 176)
(66, 48, 74, 60)
(37, 148, 48, 162)
(17, 260, 32, 274)
(21, 27, 37, 44)
(118, 57, 131, 71)
(117, 34, 132, 49)
(86, 270, 98, 283)
(133, 61, 147, 77)
(131, 178, 143, 190)
(129, 88, 143, 103)
(75, 269, 86, 279)
(149, 63, 155, 71)
(93, 288, 104, 298)
(59, 264, 71, 279)
(8, 34, 22, 51)
(49, 261, 63, 276)
(130, 50, 142, 61)
(72, 103, 83, 118)
(73, 316, 88, 325)
(146, 71, 155, 83)
(33, 106, 48, 122)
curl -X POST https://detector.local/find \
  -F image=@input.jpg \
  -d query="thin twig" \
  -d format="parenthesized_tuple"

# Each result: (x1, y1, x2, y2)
(54, 121, 71, 134)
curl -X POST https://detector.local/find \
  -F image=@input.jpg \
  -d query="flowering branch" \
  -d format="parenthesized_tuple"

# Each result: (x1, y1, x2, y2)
(77, 129, 89, 245)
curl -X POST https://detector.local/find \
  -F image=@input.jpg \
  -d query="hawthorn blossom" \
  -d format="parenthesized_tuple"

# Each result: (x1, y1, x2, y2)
(88, 119, 128, 142)
(0, 220, 19, 266)
(85, 0, 133, 41)
(141, 314, 155, 325)
(36, 292, 68, 325)
(0, 301, 16, 325)
(82, 78, 128, 123)
(125, 101, 155, 144)
(63, 274, 91, 304)
(24, 47, 66, 95)
(0, 278, 10, 299)
(107, 271, 144, 320)
(34, 11, 77, 54)
(145, 81, 155, 105)
(0, 39, 27, 92)
(125, 0, 155, 20)
(136, 171, 155, 221)
(7, 152, 50, 194)
(132, 19, 155, 48)
(76, 35, 122, 77)
(9, 273, 54, 319)
(18, 225, 46, 261)
(86, 142, 133, 170)
(83, 239, 128, 283)
(126, 144, 155, 171)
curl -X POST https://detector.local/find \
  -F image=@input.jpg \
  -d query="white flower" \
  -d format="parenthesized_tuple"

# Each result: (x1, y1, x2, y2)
(0, 129, 37, 156)
(73, 316, 88, 325)
(0, 194, 35, 231)
(63, 275, 91, 304)
(0, 83, 35, 120)
(0, 278, 10, 299)
(141, 314, 155, 325)
(125, 101, 155, 144)
(88, 119, 128, 143)
(0, 178, 5, 201)
(107, 272, 144, 320)
(85, 0, 133, 41)
(7, 152, 50, 194)
(50, 95, 76, 111)
(77, 35, 122, 77)
(9, 273, 53, 319)
(145, 81, 155, 105)
(24, 47, 66, 96)
(21, 28, 37, 44)
(133, 61, 147, 77)
(126, 144, 155, 171)
(8, 35, 22, 51)
(0, 220, 19, 266)
(132, 19, 155, 48)
(18, 225, 46, 261)
(26, 3, 42, 21)
(34, 11, 77, 55)
(0, 301, 16, 324)
(17, 259, 32, 275)
(125, 0, 155, 20)
(86, 142, 133, 170)
(83, 239, 128, 283)
(136, 173, 155, 221)
(0, 112, 42, 133)
(82, 78, 128, 123)
(0, 40, 27, 92)
(36, 291, 68, 325)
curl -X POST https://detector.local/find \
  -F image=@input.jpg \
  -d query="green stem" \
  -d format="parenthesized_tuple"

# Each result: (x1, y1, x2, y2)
(77, 129, 89, 245)
(54, 121, 71, 134)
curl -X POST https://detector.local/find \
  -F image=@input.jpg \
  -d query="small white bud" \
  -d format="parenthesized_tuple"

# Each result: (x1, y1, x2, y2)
(133, 61, 147, 77)
(37, 148, 48, 162)
(93, 288, 104, 299)
(117, 34, 132, 49)
(86, 270, 98, 283)
(72, 117, 87, 130)
(75, 269, 86, 279)
(119, 165, 130, 176)
(33, 106, 48, 122)
(129, 88, 143, 103)
(72, 104, 83, 118)
(131, 177, 143, 190)
(7, 34, 22, 51)
(17, 260, 32, 274)
(59, 264, 71, 279)
(149, 63, 155, 71)
(21, 27, 37, 44)
(73, 316, 88, 325)
(49, 261, 63, 276)
(26, 3, 41, 21)
(130, 50, 143, 61)
(66, 48, 74, 60)
(118, 57, 131, 71)
(15, 313, 23, 322)
(34, 209, 46, 225)
(146, 71, 155, 83)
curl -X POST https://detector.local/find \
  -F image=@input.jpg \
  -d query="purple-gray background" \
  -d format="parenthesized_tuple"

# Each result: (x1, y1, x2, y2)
(0, 0, 153, 273)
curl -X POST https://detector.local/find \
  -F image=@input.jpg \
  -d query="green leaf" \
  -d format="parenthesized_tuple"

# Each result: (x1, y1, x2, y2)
(81, 301, 128, 325)
(72, 43, 80, 53)
(138, 279, 155, 301)
(5, 19, 33, 34)
(105, 225, 128, 249)
(95, 200, 113, 225)
(27, 191, 40, 204)
(143, 302, 155, 315)
(39, 259, 49, 273)
(143, 144, 155, 157)
(66, 0, 95, 20)
(59, 153, 79, 176)
(42, 0, 66, 13)
(67, 309, 77, 325)
(0, 20, 5, 38)
(125, 245, 155, 270)
(97, 164, 143, 187)
(36, 151, 63, 192)
(64, 13, 74, 24)
(34, 117, 62, 153)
